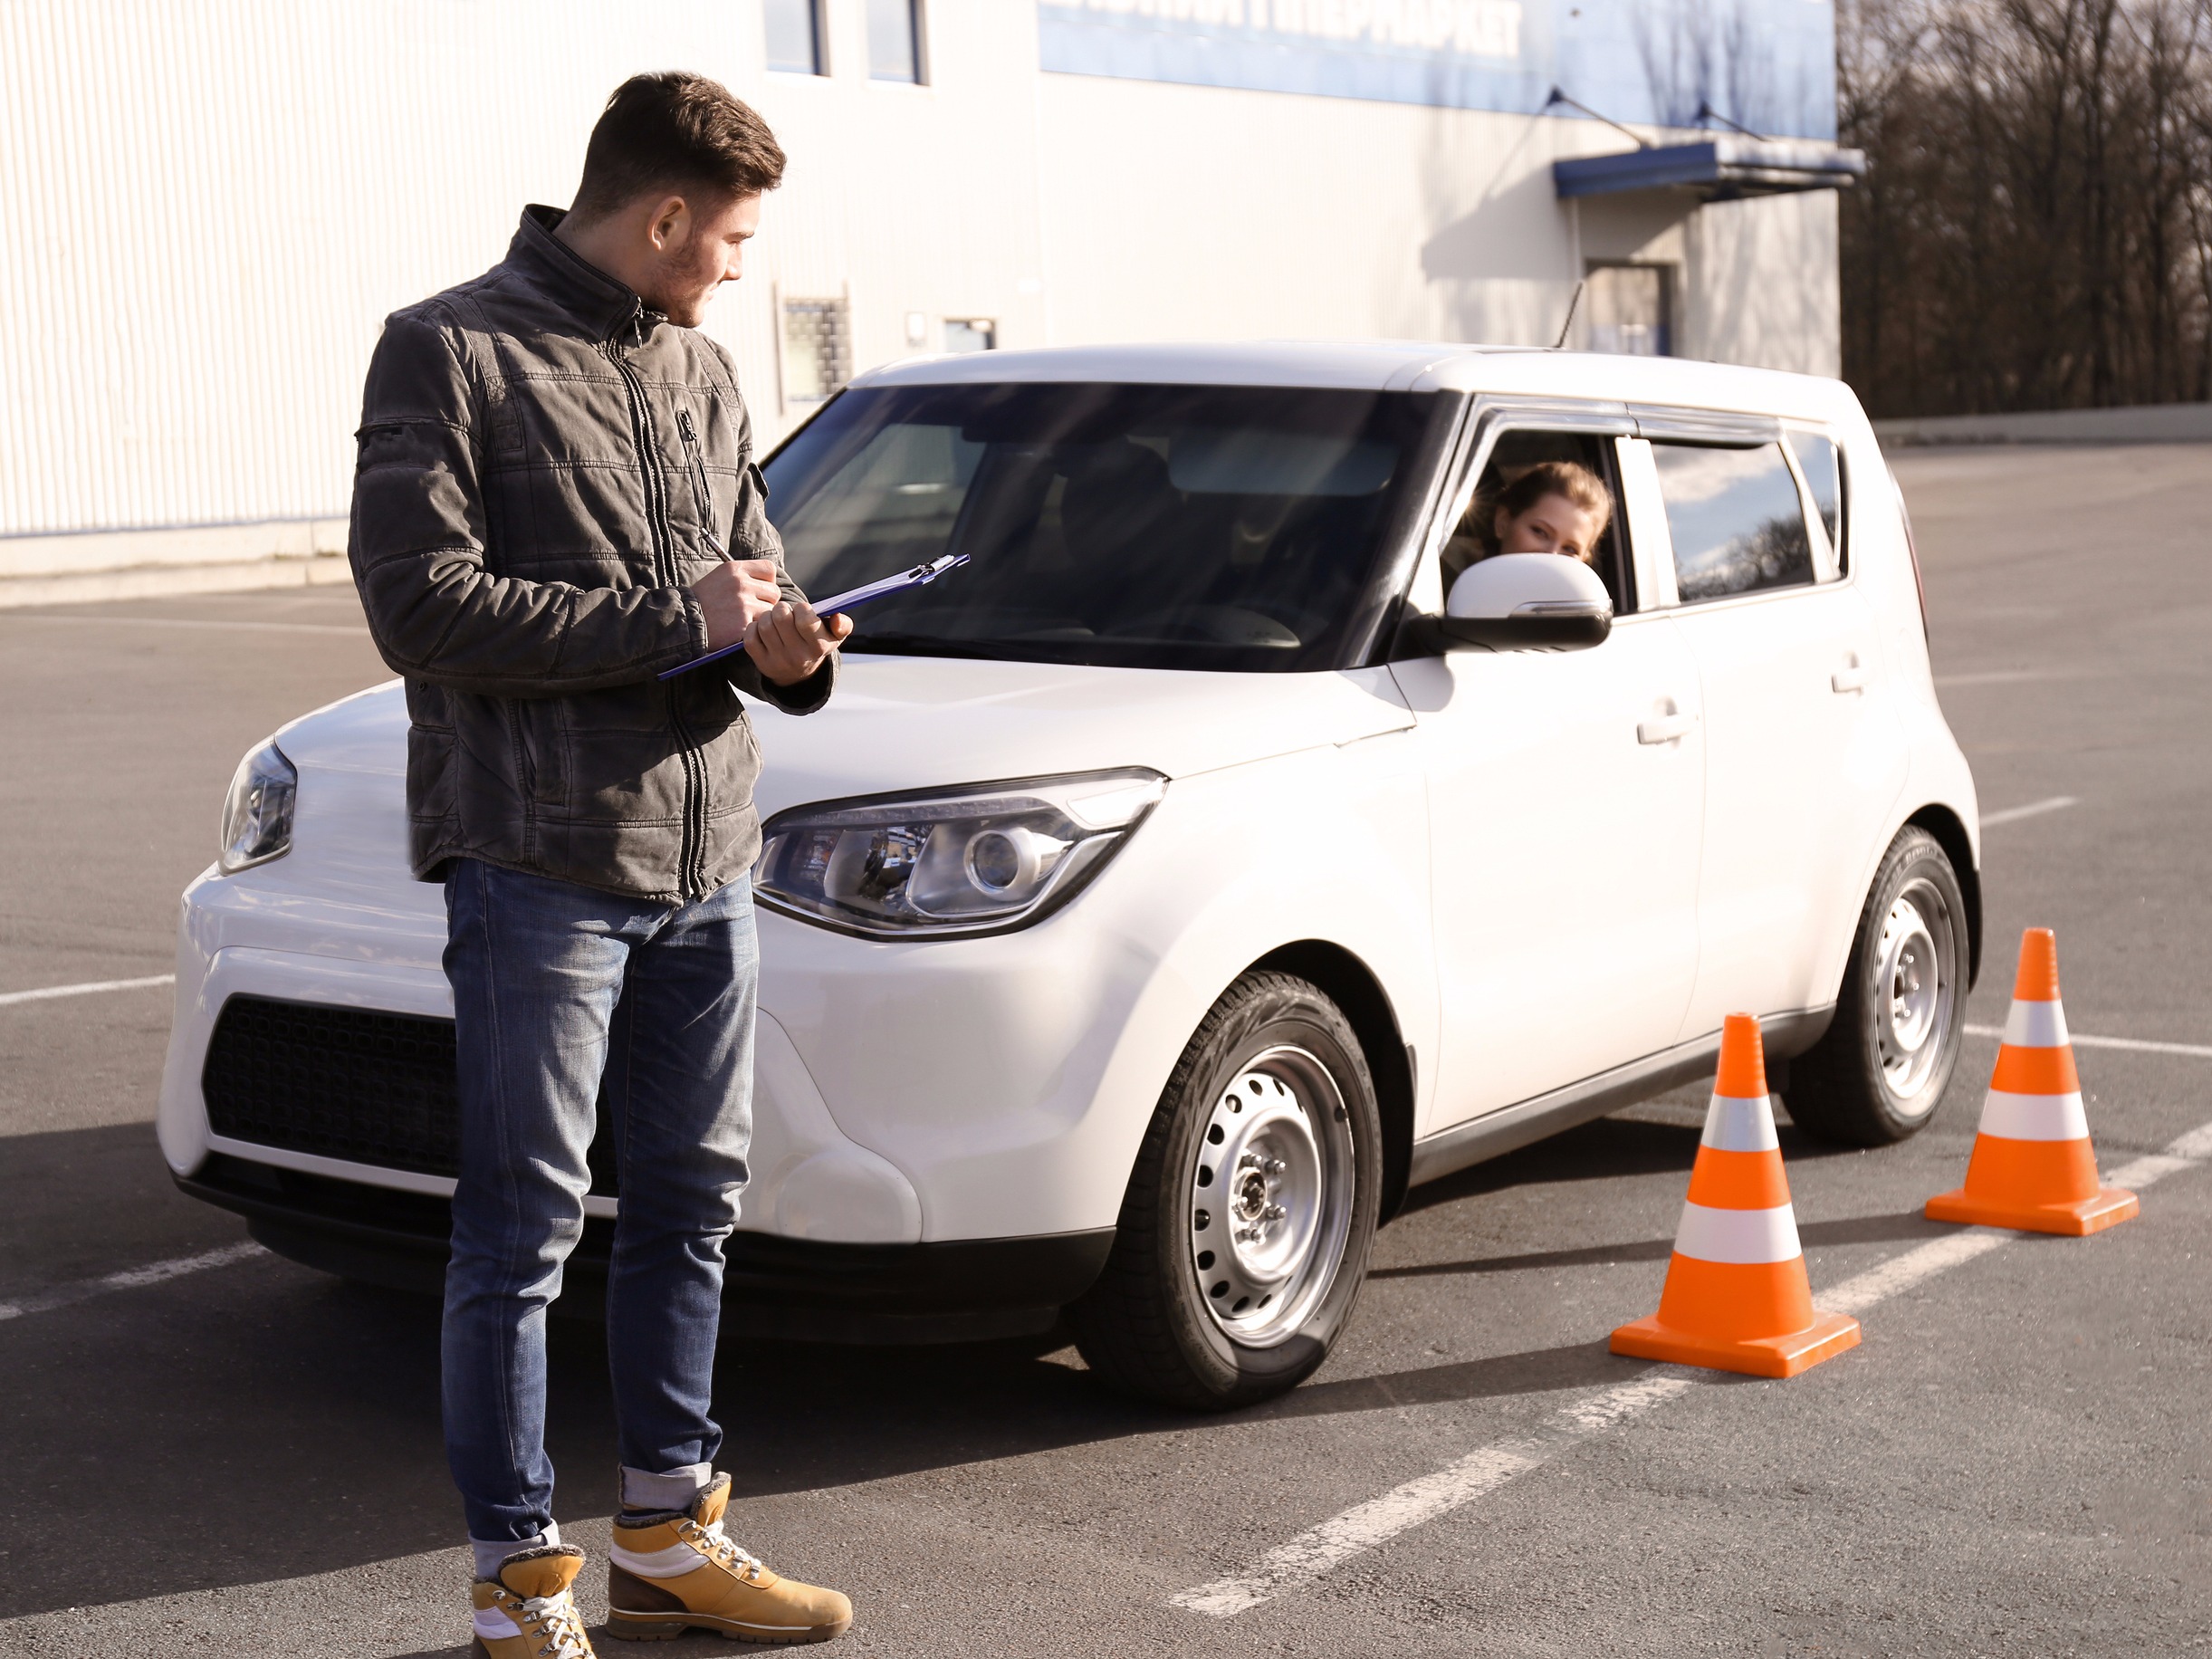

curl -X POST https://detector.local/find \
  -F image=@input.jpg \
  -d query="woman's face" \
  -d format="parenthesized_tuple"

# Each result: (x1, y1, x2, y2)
(1493, 493, 1601, 563)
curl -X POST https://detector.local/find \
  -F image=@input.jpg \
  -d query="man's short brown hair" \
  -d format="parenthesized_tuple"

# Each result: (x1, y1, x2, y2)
(570, 72, 786, 222)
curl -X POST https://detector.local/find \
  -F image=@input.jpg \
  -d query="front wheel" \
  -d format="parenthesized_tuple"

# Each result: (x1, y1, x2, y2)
(1788, 826, 1970, 1146)
(1070, 972, 1382, 1409)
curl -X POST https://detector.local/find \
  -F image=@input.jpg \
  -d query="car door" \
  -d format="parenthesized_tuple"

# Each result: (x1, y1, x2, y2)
(1393, 421, 1705, 1131)
(1643, 422, 1907, 1035)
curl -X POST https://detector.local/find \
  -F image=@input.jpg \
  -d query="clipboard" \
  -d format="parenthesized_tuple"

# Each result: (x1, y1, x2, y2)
(657, 552, 970, 681)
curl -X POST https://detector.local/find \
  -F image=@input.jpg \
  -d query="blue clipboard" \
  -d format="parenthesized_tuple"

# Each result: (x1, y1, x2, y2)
(657, 553, 970, 681)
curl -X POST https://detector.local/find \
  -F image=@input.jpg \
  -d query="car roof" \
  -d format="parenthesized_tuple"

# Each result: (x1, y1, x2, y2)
(849, 340, 1864, 427)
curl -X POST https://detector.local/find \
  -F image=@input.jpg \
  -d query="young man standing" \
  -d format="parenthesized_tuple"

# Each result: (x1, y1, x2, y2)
(350, 73, 854, 1654)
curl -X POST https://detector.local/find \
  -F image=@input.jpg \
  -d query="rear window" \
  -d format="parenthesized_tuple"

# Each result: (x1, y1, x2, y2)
(1652, 441, 1815, 603)
(762, 382, 1441, 672)
(1786, 430, 1845, 571)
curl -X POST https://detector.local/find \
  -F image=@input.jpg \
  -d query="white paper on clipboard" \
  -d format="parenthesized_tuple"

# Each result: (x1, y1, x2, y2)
(657, 552, 970, 681)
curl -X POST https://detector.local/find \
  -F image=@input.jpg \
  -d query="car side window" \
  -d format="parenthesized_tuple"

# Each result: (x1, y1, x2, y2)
(1786, 430, 1846, 573)
(1651, 440, 1815, 603)
(1441, 428, 1636, 614)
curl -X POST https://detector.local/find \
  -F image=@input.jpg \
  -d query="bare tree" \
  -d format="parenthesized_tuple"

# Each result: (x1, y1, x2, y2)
(1840, 0, 2212, 416)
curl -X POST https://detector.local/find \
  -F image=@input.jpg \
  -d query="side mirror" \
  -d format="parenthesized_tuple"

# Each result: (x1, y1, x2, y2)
(1411, 552, 1614, 654)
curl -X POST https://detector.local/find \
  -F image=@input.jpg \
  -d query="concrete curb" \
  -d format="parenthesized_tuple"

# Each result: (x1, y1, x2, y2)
(1875, 401, 2212, 446)
(0, 555, 355, 609)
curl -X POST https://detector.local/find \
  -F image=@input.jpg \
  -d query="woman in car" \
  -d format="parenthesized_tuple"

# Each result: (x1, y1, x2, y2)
(1441, 458, 1613, 590)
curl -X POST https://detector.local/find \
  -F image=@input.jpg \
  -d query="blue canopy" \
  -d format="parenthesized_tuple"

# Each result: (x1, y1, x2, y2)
(1554, 137, 1866, 202)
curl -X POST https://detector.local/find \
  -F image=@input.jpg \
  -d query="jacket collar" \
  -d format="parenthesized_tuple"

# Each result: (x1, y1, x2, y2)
(509, 206, 662, 343)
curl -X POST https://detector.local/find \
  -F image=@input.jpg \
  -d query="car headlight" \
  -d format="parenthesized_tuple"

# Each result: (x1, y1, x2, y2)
(219, 740, 298, 873)
(754, 769, 1166, 938)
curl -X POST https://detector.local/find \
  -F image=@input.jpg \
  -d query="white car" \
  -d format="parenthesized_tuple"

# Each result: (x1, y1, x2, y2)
(161, 342, 1979, 1407)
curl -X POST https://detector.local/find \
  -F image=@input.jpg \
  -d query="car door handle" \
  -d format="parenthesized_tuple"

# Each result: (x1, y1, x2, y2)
(1831, 653, 1869, 695)
(1637, 708, 1696, 745)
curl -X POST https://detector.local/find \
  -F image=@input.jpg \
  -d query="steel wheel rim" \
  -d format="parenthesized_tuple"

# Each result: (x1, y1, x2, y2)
(1187, 1045, 1355, 1348)
(1874, 878, 1956, 1109)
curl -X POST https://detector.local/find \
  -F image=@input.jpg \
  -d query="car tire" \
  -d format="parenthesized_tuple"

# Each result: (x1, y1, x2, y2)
(1070, 971, 1382, 1410)
(1787, 826, 1970, 1146)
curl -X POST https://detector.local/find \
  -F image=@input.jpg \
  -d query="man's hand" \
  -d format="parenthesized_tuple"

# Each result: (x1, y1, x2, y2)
(691, 558, 787, 653)
(746, 599, 853, 686)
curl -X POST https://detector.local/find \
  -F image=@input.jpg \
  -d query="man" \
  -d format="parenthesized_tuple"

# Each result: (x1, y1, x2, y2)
(349, 72, 854, 1655)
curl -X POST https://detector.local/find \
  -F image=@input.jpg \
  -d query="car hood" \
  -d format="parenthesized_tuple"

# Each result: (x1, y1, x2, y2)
(273, 656, 1416, 814)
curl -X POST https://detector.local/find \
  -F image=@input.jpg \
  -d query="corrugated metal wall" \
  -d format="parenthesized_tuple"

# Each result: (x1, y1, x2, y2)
(0, 2, 1835, 540)
(0, 0, 1049, 536)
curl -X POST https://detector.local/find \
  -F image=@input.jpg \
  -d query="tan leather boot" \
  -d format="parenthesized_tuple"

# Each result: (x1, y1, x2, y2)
(471, 1544, 597, 1658)
(606, 1474, 852, 1645)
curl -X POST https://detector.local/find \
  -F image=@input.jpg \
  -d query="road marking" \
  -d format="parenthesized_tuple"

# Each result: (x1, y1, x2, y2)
(4, 612, 367, 636)
(0, 1241, 265, 1323)
(1172, 1373, 1697, 1617)
(0, 972, 175, 1008)
(1934, 668, 2083, 688)
(1170, 1113, 2212, 1619)
(1979, 795, 2078, 827)
(1965, 1022, 2212, 1059)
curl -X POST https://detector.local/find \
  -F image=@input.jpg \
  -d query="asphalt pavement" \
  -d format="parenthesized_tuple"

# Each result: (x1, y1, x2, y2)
(0, 444, 2207, 1656)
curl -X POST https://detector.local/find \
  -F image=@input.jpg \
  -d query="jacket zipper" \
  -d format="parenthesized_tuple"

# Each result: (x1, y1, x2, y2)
(608, 324, 708, 901)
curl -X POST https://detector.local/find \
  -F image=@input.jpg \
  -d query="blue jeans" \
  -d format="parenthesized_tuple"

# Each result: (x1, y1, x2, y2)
(441, 858, 757, 1544)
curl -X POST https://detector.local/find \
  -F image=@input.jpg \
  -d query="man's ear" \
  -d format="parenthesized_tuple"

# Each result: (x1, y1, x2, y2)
(646, 195, 691, 252)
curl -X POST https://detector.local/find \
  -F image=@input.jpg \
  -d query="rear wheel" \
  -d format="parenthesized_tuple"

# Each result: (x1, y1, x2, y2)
(1788, 827, 1969, 1146)
(1070, 972, 1382, 1409)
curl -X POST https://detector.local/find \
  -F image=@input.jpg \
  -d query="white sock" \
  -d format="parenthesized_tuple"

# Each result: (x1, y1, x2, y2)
(619, 1462, 713, 1513)
(471, 1518, 561, 1581)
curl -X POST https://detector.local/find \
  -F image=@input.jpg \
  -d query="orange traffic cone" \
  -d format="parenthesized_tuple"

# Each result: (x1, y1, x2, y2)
(1611, 1014, 1861, 1378)
(1925, 928, 2138, 1235)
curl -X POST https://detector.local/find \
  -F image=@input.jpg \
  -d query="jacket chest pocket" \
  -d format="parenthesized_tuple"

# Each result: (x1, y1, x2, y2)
(485, 378, 527, 463)
(675, 403, 732, 557)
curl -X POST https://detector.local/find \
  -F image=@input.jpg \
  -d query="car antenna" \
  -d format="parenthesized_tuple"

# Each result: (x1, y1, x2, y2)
(1553, 279, 1585, 350)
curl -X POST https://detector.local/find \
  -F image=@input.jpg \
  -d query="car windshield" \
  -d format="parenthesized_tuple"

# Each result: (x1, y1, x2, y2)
(761, 381, 1439, 671)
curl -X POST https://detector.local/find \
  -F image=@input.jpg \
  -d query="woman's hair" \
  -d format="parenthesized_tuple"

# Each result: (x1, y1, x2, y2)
(1443, 457, 1614, 584)
(1491, 459, 1614, 546)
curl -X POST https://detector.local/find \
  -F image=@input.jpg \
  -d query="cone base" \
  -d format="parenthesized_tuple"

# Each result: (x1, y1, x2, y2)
(1608, 1309, 1861, 1378)
(1925, 1184, 2139, 1236)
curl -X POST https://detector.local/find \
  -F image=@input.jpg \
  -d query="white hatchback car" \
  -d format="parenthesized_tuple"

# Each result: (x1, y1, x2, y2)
(162, 343, 1979, 1407)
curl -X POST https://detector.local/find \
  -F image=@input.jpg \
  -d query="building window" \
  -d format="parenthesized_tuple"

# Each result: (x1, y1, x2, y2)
(943, 318, 995, 353)
(867, 0, 925, 83)
(780, 297, 850, 405)
(1585, 264, 1671, 357)
(764, 0, 826, 75)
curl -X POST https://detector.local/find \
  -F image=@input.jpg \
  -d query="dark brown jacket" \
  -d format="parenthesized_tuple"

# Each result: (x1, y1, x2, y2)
(349, 206, 831, 904)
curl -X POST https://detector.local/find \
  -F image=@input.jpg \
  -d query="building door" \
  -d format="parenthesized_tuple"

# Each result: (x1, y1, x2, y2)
(1585, 264, 1672, 357)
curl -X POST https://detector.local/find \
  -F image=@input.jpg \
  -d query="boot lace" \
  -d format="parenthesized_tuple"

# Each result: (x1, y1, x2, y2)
(514, 1587, 592, 1658)
(681, 1516, 765, 1583)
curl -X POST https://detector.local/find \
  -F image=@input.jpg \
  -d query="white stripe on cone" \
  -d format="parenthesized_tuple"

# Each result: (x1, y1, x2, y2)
(1700, 1093, 1781, 1152)
(1672, 1200, 1802, 1264)
(2002, 998, 2070, 1049)
(1978, 1088, 2092, 1142)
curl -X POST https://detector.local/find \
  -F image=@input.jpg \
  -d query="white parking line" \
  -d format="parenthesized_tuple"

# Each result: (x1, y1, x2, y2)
(1169, 1113, 2212, 1620)
(1965, 1022, 2212, 1060)
(1980, 795, 2078, 827)
(0, 973, 176, 1009)
(0, 1241, 265, 1323)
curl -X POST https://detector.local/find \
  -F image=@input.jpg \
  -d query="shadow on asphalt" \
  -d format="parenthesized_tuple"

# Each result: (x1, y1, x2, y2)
(0, 1099, 1950, 1622)
(1390, 1107, 1862, 1222)
(1371, 1209, 1950, 1282)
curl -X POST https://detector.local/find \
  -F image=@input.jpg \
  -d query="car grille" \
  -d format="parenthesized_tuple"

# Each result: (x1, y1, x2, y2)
(201, 995, 618, 1194)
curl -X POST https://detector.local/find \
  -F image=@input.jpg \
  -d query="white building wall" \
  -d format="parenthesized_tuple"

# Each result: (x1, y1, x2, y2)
(0, 0, 1840, 544)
